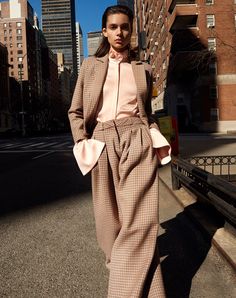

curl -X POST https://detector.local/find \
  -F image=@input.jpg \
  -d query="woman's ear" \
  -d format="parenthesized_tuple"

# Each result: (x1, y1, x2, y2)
(102, 28, 107, 37)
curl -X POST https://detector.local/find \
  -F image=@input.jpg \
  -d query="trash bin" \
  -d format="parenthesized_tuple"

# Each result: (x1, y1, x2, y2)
(158, 116, 179, 156)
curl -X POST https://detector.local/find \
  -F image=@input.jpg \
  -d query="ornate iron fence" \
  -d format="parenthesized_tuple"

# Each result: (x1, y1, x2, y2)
(171, 157, 236, 226)
(187, 155, 236, 182)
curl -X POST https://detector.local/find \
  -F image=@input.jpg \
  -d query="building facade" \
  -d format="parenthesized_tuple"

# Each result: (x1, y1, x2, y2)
(0, 0, 39, 133)
(117, 0, 134, 12)
(87, 31, 103, 57)
(41, 0, 77, 77)
(75, 22, 84, 74)
(135, 0, 236, 133)
(0, 42, 11, 133)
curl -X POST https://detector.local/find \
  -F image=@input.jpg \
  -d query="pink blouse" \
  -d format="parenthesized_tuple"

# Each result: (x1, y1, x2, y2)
(73, 48, 171, 175)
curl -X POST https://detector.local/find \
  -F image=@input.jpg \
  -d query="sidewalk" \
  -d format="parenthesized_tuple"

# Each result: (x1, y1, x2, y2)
(158, 163, 236, 271)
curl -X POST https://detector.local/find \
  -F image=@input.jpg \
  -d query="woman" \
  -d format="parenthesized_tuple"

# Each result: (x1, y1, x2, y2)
(68, 5, 171, 297)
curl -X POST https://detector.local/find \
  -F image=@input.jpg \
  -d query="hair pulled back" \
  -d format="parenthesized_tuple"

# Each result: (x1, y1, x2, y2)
(94, 5, 134, 58)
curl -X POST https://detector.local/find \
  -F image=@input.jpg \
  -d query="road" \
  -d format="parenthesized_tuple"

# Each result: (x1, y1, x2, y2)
(0, 134, 235, 297)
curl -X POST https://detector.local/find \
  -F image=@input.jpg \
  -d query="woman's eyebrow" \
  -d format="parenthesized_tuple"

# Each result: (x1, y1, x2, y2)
(108, 22, 129, 26)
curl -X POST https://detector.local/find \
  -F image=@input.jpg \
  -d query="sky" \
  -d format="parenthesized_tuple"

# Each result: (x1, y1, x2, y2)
(29, 0, 117, 56)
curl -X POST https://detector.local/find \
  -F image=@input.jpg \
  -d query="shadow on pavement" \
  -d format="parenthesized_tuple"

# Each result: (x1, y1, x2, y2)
(158, 203, 224, 298)
(0, 152, 91, 216)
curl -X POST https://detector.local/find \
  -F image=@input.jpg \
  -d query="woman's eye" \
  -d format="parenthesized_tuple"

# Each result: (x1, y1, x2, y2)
(121, 25, 129, 30)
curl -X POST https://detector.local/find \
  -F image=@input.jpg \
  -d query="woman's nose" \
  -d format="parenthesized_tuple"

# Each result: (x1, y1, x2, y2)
(116, 27, 122, 35)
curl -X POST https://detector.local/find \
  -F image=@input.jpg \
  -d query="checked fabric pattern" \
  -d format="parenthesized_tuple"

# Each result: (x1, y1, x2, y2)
(91, 117, 166, 298)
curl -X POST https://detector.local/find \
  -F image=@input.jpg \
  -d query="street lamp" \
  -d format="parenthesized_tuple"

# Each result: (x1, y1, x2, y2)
(18, 52, 27, 137)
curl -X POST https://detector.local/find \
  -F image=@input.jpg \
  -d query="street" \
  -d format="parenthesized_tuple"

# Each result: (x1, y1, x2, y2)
(0, 134, 235, 297)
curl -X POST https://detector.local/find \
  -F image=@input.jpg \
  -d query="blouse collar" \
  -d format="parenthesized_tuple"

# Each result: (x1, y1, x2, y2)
(109, 47, 129, 63)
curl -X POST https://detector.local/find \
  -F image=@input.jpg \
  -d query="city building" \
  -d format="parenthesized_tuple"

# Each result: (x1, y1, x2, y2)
(41, 0, 77, 77)
(0, 42, 11, 133)
(135, 0, 236, 133)
(117, 0, 134, 12)
(75, 22, 84, 74)
(57, 52, 71, 105)
(87, 31, 103, 57)
(0, 0, 39, 133)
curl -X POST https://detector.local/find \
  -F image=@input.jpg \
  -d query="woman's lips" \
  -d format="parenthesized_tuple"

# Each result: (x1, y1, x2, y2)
(115, 39, 123, 44)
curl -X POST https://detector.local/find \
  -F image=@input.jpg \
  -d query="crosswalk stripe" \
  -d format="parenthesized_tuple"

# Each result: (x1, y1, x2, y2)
(21, 142, 45, 148)
(36, 142, 58, 148)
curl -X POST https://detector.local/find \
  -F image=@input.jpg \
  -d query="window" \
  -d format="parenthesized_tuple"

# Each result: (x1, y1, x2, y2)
(206, 15, 215, 27)
(11, 71, 14, 76)
(210, 108, 219, 121)
(18, 64, 23, 68)
(17, 50, 23, 54)
(208, 38, 216, 51)
(18, 57, 23, 62)
(209, 62, 217, 75)
(10, 57, 13, 62)
(163, 60, 167, 70)
(9, 23, 12, 28)
(16, 22, 22, 27)
(17, 36, 22, 40)
(17, 29, 22, 34)
(17, 43, 23, 48)
(4, 37, 7, 41)
(209, 85, 218, 99)
(205, 0, 214, 4)
(4, 30, 7, 36)
(9, 29, 12, 35)
(4, 23, 7, 28)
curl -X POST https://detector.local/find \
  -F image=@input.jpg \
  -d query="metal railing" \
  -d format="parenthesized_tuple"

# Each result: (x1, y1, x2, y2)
(171, 157, 236, 226)
(188, 155, 236, 183)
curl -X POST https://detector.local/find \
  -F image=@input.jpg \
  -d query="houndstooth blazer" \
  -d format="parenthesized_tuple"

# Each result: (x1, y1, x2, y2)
(68, 54, 158, 143)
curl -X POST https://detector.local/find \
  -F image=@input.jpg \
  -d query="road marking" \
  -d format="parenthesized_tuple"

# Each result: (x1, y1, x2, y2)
(21, 142, 46, 149)
(36, 142, 58, 148)
(32, 151, 55, 160)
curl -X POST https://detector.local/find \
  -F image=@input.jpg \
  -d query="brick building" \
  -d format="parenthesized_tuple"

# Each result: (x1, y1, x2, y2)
(0, 42, 11, 132)
(135, 0, 236, 132)
(0, 0, 38, 133)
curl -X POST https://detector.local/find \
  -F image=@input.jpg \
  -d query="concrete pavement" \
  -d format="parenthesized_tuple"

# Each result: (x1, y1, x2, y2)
(0, 134, 235, 297)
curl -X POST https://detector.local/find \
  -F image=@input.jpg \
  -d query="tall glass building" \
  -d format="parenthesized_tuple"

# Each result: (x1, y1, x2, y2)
(41, 0, 77, 76)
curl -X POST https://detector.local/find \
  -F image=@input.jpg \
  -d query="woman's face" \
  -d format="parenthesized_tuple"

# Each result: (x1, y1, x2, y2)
(102, 13, 132, 52)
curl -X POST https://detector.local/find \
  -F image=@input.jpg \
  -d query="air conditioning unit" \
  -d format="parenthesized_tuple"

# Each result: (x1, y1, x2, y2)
(207, 23, 215, 28)
(154, 41, 158, 46)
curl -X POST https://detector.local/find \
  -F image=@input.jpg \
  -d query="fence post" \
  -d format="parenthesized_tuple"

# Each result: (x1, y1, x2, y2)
(171, 161, 181, 190)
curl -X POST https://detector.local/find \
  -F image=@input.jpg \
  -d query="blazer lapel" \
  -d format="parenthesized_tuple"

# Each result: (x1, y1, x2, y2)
(131, 61, 148, 114)
(88, 54, 109, 117)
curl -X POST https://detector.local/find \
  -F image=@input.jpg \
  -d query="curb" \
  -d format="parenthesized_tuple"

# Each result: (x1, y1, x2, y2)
(159, 174, 236, 271)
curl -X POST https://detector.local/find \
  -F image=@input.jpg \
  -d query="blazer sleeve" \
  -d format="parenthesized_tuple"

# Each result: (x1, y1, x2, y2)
(145, 64, 160, 130)
(68, 59, 89, 143)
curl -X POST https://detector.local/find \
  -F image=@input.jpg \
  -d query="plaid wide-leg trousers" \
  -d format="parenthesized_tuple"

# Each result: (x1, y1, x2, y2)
(91, 117, 166, 298)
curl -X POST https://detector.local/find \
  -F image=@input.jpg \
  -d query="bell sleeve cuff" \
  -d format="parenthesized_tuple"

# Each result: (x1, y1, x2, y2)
(73, 139, 105, 175)
(149, 127, 172, 165)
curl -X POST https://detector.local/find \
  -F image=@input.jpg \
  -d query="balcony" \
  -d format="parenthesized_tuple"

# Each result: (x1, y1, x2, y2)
(167, 0, 196, 13)
(168, 3, 198, 32)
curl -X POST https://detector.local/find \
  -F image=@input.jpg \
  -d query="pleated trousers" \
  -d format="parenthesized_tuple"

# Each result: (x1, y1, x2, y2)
(91, 117, 166, 298)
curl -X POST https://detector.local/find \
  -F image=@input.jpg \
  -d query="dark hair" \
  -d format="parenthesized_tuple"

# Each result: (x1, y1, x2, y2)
(94, 5, 134, 58)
